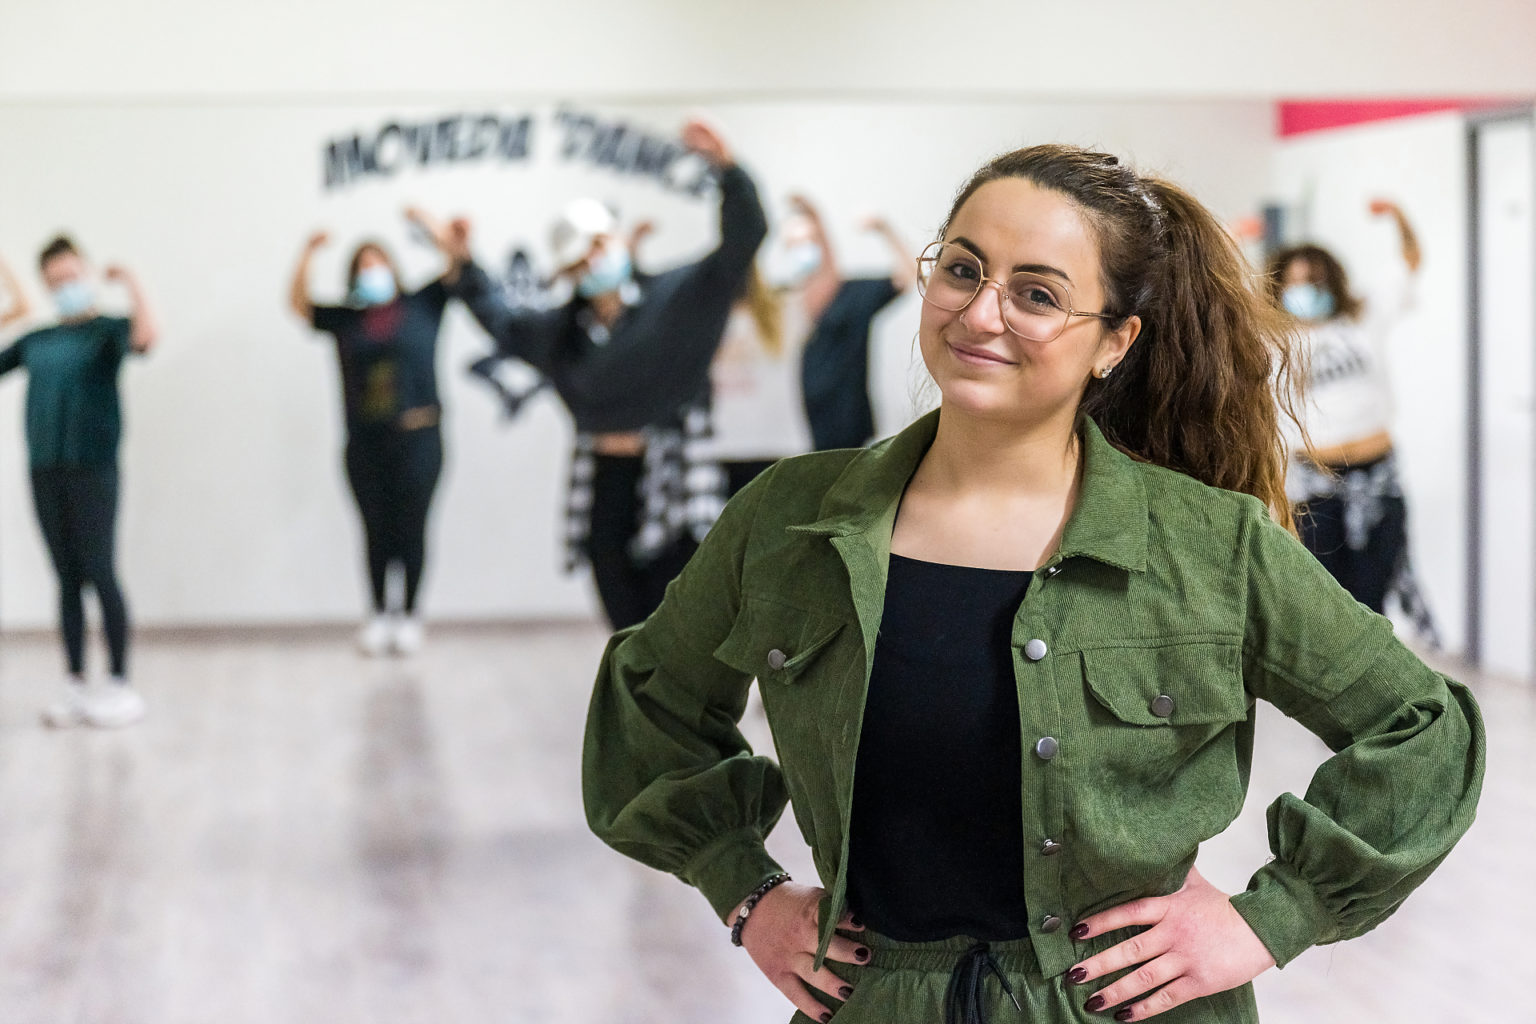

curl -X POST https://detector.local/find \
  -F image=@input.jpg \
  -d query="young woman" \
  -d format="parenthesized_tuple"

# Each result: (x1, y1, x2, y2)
(0, 237, 157, 728)
(1267, 203, 1430, 626)
(288, 211, 451, 656)
(419, 119, 767, 631)
(582, 147, 1484, 1023)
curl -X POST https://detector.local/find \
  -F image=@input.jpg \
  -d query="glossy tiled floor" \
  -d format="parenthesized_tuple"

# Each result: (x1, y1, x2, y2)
(0, 623, 1526, 1023)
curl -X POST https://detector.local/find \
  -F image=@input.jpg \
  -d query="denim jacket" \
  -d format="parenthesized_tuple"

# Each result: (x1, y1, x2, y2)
(583, 410, 1484, 981)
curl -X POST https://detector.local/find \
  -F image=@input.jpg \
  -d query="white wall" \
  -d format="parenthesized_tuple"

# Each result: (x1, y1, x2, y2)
(1270, 112, 1472, 654)
(2, 0, 1534, 100)
(0, 98, 1276, 629)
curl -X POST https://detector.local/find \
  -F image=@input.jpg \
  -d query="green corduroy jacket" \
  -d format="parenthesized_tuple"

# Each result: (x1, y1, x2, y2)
(583, 409, 1484, 982)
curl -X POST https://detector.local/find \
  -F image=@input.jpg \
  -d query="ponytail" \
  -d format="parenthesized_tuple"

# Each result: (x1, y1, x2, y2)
(941, 146, 1306, 530)
(1081, 178, 1305, 531)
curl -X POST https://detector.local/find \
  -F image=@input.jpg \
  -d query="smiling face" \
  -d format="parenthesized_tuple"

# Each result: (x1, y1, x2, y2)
(919, 178, 1139, 428)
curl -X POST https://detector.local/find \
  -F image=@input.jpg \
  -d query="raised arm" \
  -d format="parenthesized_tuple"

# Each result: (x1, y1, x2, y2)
(289, 231, 329, 321)
(0, 254, 31, 328)
(788, 195, 842, 323)
(414, 210, 564, 373)
(1369, 198, 1421, 273)
(860, 214, 915, 293)
(104, 264, 158, 353)
(685, 119, 768, 287)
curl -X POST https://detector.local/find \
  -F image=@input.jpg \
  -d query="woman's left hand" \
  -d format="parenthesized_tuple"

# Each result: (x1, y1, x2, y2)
(1066, 866, 1276, 1021)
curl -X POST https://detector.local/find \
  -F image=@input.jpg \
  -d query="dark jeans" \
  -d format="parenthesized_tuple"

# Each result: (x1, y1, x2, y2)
(1296, 491, 1407, 614)
(587, 453, 697, 631)
(345, 425, 443, 614)
(30, 465, 130, 678)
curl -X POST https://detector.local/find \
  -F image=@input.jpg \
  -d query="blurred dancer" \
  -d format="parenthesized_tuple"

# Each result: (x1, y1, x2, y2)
(419, 119, 766, 630)
(1268, 200, 1435, 635)
(0, 237, 157, 728)
(288, 210, 451, 656)
(777, 196, 914, 451)
(631, 223, 810, 496)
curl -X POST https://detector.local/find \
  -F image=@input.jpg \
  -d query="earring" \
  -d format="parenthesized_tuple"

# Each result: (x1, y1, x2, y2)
(1097, 364, 1115, 379)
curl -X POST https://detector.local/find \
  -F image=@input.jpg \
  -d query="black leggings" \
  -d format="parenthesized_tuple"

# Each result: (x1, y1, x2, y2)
(1297, 490, 1407, 614)
(344, 425, 443, 614)
(30, 466, 130, 678)
(587, 454, 697, 631)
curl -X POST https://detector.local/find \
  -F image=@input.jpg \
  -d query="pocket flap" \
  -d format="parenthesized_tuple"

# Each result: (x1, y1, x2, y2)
(714, 596, 845, 682)
(1082, 642, 1250, 726)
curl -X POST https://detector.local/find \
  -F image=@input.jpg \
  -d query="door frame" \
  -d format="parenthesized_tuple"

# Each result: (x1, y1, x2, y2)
(1465, 106, 1536, 668)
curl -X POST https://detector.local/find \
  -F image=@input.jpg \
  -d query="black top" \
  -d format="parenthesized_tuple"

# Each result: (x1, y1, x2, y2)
(449, 163, 768, 435)
(0, 316, 136, 468)
(800, 277, 901, 451)
(847, 553, 1034, 941)
(312, 280, 450, 432)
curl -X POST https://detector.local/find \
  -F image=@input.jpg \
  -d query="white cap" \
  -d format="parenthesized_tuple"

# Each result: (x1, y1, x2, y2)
(550, 198, 617, 270)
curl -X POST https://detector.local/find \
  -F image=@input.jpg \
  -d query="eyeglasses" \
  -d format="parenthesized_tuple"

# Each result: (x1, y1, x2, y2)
(915, 241, 1116, 342)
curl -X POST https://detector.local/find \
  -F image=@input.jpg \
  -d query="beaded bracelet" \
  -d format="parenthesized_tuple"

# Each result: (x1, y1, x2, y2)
(730, 872, 792, 947)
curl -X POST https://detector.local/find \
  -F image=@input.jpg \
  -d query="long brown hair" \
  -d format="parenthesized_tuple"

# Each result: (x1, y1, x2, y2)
(346, 241, 400, 293)
(940, 144, 1305, 530)
(1265, 244, 1363, 320)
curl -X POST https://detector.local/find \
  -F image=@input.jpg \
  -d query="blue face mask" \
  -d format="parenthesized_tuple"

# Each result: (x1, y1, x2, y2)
(778, 241, 823, 286)
(353, 266, 398, 306)
(1282, 282, 1336, 321)
(52, 280, 94, 319)
(577, 245, 632, 299)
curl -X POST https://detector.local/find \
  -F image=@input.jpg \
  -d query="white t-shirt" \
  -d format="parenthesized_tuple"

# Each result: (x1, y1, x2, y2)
(1288, 276, 1413, 453)
(700, 303, 813, 461)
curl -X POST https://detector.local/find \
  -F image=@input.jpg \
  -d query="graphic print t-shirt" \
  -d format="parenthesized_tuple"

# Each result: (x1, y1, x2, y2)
(311, 280, 449, 431)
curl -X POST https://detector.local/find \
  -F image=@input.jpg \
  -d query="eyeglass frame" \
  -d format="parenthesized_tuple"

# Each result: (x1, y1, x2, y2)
(914, 240, 1120, 341)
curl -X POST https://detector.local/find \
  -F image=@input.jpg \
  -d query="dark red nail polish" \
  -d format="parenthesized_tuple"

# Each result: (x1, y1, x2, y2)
(819, 1014, 832, 1024)
(1114, 1011, 1135, 1022)
(1085, 995, 1106, 1012)
(850, 915, 864, 928)
(855, 946, 870, 961)
(1068, 967, 1088, 984)
(1070, 924, 1090, 940)
(838, 986, 853, 1000)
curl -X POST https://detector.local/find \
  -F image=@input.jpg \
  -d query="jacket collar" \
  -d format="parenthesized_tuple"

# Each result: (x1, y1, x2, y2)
(788, 408, 1149, 574)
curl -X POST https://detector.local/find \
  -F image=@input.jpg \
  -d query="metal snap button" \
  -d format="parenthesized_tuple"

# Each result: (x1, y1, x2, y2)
(1150, 694, 1175, 718)
(1024, 638, 1048, 662)
(767, 649, 788, 671)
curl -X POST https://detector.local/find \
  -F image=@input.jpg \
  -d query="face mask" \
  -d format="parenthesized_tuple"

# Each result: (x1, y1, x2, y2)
(771, 241, 822, 288)
(52, 280, 94, 319)
(577, 244, 632, 299)
(354, 266, 398, 306)
(1282, 282, 1336, 321)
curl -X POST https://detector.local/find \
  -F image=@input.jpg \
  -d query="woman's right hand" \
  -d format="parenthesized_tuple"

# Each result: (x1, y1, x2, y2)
(735, 881, 868, 1023)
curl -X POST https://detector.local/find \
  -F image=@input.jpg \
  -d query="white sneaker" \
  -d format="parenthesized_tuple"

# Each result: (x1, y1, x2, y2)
(41, 679, 90, 728)
(83, 681, 146, 729)
(357, 615, 391, 657)
(391, 614, 424, 656)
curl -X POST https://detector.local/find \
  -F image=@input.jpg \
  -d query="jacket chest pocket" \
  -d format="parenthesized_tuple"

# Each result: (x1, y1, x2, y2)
(714, 595, 845, 686)
(1078, 641, 1251, 791)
